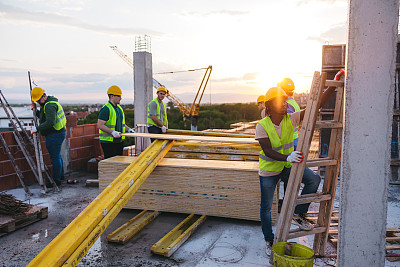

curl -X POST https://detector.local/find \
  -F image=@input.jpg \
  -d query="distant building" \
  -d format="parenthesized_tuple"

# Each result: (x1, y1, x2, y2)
(0, 106, 33, 132)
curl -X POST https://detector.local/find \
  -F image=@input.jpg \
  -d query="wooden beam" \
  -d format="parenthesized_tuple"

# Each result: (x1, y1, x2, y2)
(122, 132, 258, 144)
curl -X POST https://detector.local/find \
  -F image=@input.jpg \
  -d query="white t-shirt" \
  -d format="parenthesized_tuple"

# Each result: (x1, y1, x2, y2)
(255, 111, 301, 176)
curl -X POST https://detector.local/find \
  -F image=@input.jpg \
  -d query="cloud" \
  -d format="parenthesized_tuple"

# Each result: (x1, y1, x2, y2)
(180, 10, 250, 18)
(0, 2, 162, 36)
(306, 23, 346, 44)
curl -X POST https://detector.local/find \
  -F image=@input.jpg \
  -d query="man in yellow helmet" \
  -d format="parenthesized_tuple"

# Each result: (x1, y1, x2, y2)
(256, 72, 343, 256)
(147, 87, 168, 142)
(257, 95, 266, 118)
(30, 87, 66, 187)
(277, 78, 301, 149)
(97, 85, 134, 159)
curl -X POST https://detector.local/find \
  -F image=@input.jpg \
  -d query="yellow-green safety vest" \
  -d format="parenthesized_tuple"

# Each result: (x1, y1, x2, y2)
(147, 98, 167, 126)
(286, 98, 301, 139)
(258, 114, 294, 172)
(44, 101, 66, 130)
(99, 102, 125, 142)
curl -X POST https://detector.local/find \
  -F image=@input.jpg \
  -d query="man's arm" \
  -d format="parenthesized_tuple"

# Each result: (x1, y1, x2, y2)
(258, 138, 288, 162)
(150, 115, 164, 127)
(97, 119, 113, 134)
(36, 104, 57, 131)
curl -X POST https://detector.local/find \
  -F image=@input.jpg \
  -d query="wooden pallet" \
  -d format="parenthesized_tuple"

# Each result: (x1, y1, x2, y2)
(306, 210, 400, 252)
(0, 205, 48, 237)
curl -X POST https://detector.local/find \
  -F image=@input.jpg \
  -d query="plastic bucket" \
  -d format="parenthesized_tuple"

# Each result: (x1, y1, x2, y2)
(271, 242, 315, 267)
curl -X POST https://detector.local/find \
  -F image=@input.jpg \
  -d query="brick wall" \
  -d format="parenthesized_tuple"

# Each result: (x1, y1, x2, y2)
(0, 122, 100, 191)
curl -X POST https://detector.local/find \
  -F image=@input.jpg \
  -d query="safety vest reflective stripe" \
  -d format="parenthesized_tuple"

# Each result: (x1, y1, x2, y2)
(286, 98, 301, 139)
(44, 101, 66, 131)
(99, 102, 125, 142)
(258, 114, 294, 172)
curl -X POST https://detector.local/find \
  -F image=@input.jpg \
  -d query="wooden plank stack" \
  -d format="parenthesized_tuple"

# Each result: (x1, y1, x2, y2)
(99, 153, 278, 222)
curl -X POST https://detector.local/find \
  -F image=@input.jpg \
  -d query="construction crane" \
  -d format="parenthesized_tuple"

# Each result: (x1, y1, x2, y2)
(110, 45, 212, 131)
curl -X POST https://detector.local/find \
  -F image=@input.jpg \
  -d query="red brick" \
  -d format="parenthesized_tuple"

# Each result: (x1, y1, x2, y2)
(70, 148, 79, 160)
(0, 175, 18, 191)
(1, 161, 15, 175)
(2, 132, 16, 146)
(69, 137, 83, 149)
(93, 137, 103, 157)
(15, 158, 31, 172)
(82, 136, 94, 147)
(66, 115, 78, 127)
(71, 126, 84, 137)
(83, 124, 97, 135)
(69, 159, 83, 170)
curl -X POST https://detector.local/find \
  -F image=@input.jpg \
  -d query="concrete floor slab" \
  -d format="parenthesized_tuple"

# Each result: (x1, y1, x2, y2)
(1, 171, 399, 266)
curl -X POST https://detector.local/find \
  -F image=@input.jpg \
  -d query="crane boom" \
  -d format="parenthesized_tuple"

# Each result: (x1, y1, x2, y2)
(109, 45, 212, 130)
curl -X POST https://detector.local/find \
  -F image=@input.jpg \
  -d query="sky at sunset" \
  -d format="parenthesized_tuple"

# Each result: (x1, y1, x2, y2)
(0, 0, 348, 104)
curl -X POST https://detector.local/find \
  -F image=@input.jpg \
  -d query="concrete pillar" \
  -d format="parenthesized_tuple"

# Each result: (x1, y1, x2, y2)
(133, 52, 153, 153)
(339, 0, 398, 266)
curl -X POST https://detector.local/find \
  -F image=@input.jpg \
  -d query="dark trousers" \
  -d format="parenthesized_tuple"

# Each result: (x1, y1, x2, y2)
(101, 142, 124, 159)
(147, 125, 162, 143)
(45, 131, 66, 182)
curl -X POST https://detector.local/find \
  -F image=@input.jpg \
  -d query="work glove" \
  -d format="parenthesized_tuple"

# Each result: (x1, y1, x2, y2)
(161, 125, 167, 133)
(128, 128, 135, 133)
(29, 126, 37, 134)
(334, 69, 345, 81)
(30, 103, 36, 110)
(111, 130, 121, 138)
(286, 151, 304, 163)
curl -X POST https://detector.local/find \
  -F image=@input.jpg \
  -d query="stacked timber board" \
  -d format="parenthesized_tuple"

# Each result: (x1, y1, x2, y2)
(99, 156, 278, 222)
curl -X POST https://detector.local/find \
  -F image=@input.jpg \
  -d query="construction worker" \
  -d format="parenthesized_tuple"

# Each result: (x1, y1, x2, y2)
(277, 78, 301, 149)
(257, 95, 266, 119)
(256, 71, 343, 256)
(30, 87, 66, 187)
(147, 86, 168, 142)
(97, 85, 134, 159)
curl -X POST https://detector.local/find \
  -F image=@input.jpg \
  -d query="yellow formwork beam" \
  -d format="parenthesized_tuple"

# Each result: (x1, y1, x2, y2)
(28, 139, 174, 267)
(166, 129, 253, 138)
(107, 210, 160, 244)
(151, 214, 207, 257)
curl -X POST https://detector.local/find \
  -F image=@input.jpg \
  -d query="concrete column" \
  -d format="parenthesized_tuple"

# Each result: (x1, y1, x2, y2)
(133, 52, 153, 152)
(339, 0, 398, 266)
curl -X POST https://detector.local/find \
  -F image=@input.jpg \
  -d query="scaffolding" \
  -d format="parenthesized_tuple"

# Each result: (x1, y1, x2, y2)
(135, 35, 151, 53)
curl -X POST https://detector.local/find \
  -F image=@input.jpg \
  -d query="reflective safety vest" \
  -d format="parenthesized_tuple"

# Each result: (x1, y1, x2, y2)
(147, 98, 167, 126)
(286, 98, 301, 139)
(258, 114, 294, 172)
(44, 101, 66, 130)
(99, 102, 125, 142)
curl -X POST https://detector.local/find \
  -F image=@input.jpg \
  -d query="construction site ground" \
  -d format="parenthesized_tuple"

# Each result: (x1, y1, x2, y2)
(1, 170, 399, 267)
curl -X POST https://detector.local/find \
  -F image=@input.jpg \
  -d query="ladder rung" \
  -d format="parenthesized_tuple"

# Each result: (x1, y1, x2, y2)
(288, 226, 326, 239)
(325, 80, 344, 87)
(315, 121, 343, 129)
(387, 236, 400, 242)
(306, 158, 337, 167)
(386, 245, 400, 251)
(296, 193, 332, 205)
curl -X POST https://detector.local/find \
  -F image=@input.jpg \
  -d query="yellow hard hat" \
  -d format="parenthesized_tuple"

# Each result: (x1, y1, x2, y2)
(31, 87, 45, 102)
(107, 85, 122, 96)
(277, 78, 295, 91)
(157, 87, 167, 93)
(265, 87, 288, 102)
(257, 95, 265, 103)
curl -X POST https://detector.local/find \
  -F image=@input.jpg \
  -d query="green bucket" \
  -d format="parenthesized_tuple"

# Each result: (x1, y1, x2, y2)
(271, 242, 315, 267)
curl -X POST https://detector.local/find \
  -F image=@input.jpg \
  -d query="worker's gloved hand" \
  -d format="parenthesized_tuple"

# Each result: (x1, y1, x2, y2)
(286, 151, 304, 163)
(111, 131, 121, 138)
(30, 103, 36, 110)
(161, 125, 167, 133)
(128, 128, 135, 133)
(29, 126, 37, 134)
(334, 69, 345, 81)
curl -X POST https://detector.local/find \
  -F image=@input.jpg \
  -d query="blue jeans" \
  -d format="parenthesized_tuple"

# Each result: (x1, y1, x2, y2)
(259, 167, 321, 242)
(45, 131, 66, 182)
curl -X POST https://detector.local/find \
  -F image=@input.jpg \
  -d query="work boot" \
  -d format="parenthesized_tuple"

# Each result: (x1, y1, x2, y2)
(265, 241, 273, 256)
(292, 214, 314, 231)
